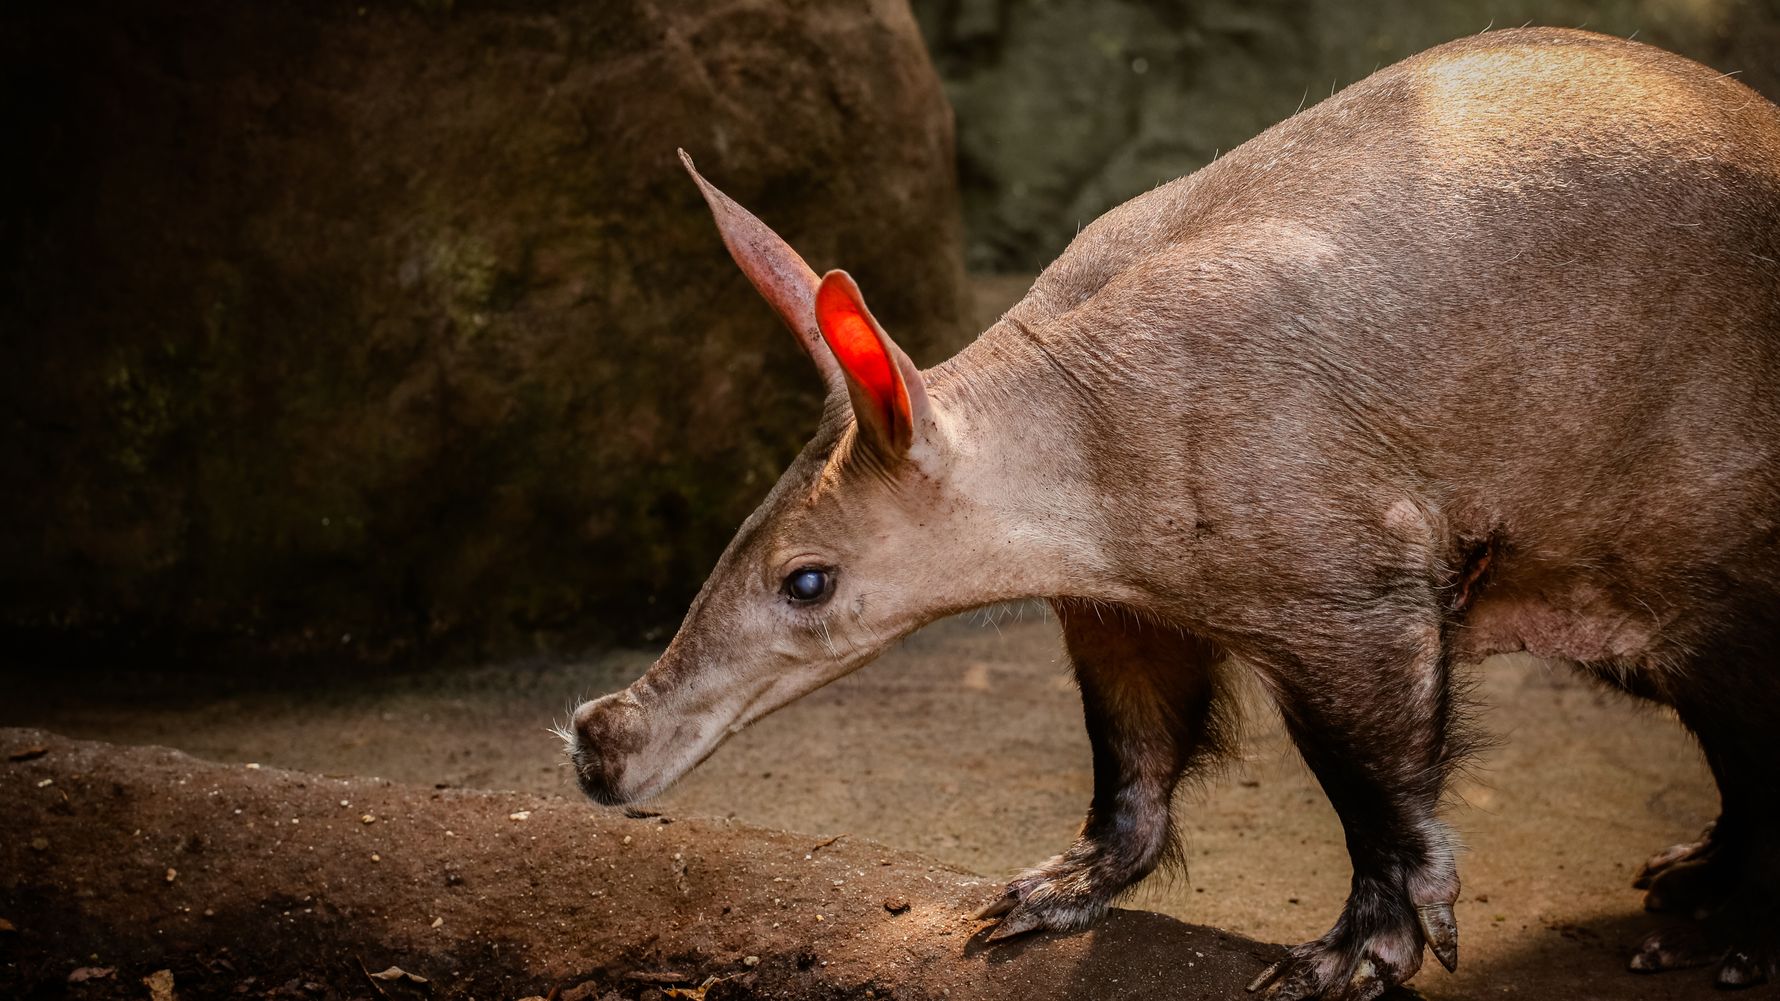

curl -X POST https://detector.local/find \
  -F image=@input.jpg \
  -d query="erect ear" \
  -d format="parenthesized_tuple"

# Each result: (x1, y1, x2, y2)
(678, 149, 844, 392)
(814, 270, 929, 456)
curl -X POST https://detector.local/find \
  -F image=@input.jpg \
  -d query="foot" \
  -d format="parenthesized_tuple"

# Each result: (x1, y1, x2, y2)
(1636, 824, 1732, 915)
(1628, 893, 1778, 989)
(976, 838, 1148, 941)
(1246, 885, 1455, 1001)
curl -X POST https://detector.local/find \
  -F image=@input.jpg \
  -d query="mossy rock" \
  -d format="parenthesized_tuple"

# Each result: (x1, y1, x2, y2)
(912, 0, 1780, 270)
(0, 0, 969, 662)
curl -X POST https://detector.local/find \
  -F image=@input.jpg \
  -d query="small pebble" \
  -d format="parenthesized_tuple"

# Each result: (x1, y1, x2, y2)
(509, 810, 531, 822)
(742, 955, 759, 967)
(165, 868, 177, 883)
(361, 814, 376, 825)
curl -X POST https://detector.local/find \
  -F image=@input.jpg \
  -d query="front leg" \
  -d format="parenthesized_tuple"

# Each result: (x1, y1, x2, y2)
(979, 600, 1230, 939)
(1247, 610, 1468, 1001)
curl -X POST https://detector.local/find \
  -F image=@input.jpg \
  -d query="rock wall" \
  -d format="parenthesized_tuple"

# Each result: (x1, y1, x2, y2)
(0, 0, 970, 660)
(912, 0, 1780, 270)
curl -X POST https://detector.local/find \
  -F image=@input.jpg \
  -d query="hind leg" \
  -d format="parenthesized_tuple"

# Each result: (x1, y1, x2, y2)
(1628, 644, 1780, 988)
(977, 601, 1229, 938)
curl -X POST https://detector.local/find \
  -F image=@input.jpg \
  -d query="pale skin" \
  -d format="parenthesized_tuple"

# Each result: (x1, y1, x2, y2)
(570, 28, 1780, 999)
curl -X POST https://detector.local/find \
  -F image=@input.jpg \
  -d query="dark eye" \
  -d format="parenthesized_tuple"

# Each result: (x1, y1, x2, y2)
(783, 567, 832, 603)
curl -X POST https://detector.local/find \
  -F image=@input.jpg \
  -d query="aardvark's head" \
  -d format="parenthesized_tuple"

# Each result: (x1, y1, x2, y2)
(565, 152, 1044, 805)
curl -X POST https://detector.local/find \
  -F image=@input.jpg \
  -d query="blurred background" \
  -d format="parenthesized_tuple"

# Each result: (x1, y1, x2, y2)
(4, 0, 1776, 668)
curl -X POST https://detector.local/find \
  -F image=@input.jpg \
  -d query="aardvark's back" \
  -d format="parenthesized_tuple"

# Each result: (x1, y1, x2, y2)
(990, 26, 1780, 667)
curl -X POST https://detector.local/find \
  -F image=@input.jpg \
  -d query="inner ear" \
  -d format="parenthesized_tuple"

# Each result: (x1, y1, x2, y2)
(814, 270, 926, 454)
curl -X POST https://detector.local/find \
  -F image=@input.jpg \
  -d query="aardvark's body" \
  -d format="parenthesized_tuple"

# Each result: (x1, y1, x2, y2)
(570, 28, 1780, 999)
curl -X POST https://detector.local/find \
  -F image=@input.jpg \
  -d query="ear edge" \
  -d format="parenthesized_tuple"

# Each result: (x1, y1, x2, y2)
(678, 149, 845, 392)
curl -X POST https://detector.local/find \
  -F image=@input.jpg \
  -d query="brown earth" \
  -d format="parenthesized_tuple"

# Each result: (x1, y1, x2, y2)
(0, 727, 1282, 1001)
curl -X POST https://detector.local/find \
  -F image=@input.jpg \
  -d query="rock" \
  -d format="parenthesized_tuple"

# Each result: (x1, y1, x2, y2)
(884, 895, 911, 914)
(910, 0, 1780, 271)
(367, 966, 428, 985)
(1, 0, 968, 662)
(143, 969, 176, 1001)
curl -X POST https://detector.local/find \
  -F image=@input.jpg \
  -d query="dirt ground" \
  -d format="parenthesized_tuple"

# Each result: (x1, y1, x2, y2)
(1, 607, 1744, 1000)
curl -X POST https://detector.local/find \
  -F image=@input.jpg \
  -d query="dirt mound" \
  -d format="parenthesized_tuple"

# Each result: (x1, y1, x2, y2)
(0, 729, 1285, 1000)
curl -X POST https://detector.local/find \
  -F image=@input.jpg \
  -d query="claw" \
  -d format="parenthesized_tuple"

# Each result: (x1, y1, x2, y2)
(983, 902, 1048, 942)
(973, 890, 1018, 920)
(1245, 959, 1284, 994)
(1634, 824, 1715, 889)
(1260, 962, 1321, 1001)
(1642, 858, 1732, 917)
(1417, 902, 1459, 972)
(1628, 926, 1718, 973)
(1716, 949, 1769, 990)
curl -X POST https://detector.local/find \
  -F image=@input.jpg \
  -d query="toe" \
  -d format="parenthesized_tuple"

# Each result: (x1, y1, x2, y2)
(1643, 858, 1731, 915)
(1634, 824, 1716, 889)
(1416, 902, 1459, 972)
(1715, 949, 1770, 990)
(1629, 926, 1721, 973)
(983, 901, 1049, 942)
(1258, 961, 1326, 1001)
(973, 888, 1018, 920)
(1246, 959, 1284, 994)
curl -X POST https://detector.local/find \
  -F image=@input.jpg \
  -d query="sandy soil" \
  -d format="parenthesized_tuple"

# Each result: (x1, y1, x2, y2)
(1, 608, 1740, 1000)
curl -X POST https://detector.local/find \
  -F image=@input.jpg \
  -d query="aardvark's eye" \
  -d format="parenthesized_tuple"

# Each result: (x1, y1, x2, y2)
(783, 567, 832, 603)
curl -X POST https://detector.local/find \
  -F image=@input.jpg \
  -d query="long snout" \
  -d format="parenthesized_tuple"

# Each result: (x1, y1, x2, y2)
(567, 670, 748, 806)
(567, 649, 858, 806)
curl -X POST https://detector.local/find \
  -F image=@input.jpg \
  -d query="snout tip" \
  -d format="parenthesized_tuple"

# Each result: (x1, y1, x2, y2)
(567, 693, 646, 806)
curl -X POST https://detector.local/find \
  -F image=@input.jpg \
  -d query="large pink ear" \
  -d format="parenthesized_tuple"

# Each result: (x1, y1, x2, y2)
(814, 270, 928, 455)
(679, 149, 843, 391)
